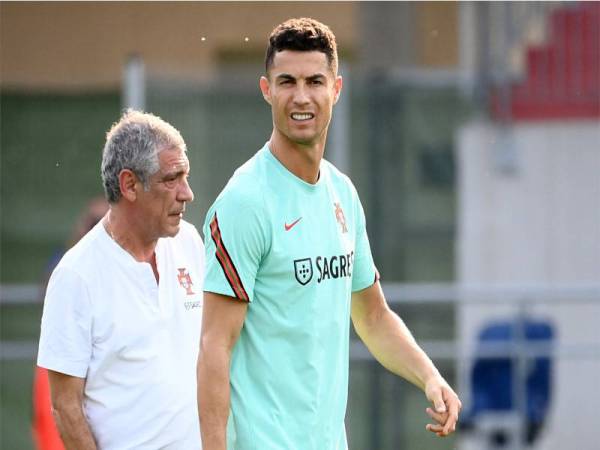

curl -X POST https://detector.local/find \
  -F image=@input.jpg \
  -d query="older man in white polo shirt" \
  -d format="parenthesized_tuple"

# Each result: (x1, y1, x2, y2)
(37, 110, 203, 449)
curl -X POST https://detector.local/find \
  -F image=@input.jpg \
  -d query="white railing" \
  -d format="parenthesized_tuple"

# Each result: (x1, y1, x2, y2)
(2, 282, 599, 361)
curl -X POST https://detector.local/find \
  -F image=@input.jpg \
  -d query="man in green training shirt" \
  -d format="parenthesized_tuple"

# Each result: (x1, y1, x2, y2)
(198, 17, 461, 450)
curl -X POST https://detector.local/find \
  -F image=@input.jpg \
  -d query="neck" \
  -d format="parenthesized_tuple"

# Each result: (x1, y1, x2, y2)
(104, 208, 157, 263)
(268, 130, 326, 184)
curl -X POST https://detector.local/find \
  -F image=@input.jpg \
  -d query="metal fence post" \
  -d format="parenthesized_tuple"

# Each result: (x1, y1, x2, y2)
(122, 54, 146, 111)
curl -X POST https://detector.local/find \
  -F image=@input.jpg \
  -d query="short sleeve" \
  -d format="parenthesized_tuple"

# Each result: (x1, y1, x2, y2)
(203, 192, 267, 302)
(37, 266, 92, 378)
(351, 197, 378, 292)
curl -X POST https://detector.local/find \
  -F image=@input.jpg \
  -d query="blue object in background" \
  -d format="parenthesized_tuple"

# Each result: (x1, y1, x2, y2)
(465, 318, 554, 444)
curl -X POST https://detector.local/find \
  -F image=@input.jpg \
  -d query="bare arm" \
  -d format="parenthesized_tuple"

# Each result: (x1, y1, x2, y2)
(351, 281, 461, 436)
(47, 370, 97, 449)
(197, 292, 248, 450)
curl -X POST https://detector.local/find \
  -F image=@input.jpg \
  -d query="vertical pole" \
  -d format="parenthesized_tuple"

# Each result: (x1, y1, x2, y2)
(475, 2, 492, 114)
(122, 54, 146, 111)
(367, 72, 385, 450)
(329, 63, 351, 175)
(498, 2, 513, 122)
(512, 302, 528, 450)
(367, 72, 386, 271)
(459, 2, 479, 99)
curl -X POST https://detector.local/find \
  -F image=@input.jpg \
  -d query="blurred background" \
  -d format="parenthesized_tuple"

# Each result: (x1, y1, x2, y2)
(1, 2, 599, 449)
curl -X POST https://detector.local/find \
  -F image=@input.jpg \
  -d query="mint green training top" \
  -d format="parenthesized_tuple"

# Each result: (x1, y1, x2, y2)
(203, 144, 378, 450)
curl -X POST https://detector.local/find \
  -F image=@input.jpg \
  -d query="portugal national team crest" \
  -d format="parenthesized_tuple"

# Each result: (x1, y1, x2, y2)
(177, 268, 195, 295)
(334, 202, 348, 233)
(294, 258, 313, 286)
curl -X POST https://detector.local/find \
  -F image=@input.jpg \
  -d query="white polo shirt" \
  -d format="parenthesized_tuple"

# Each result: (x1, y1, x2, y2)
(38, 220, 204, 450)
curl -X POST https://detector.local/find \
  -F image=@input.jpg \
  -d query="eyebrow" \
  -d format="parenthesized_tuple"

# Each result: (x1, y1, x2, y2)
(276, 73, 296, 82)
(306, 74, 326, 82)
(275, 73, 327, 82)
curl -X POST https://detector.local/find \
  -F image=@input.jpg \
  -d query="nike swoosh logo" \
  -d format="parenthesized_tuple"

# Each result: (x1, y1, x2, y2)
(284, 217, 302, 231)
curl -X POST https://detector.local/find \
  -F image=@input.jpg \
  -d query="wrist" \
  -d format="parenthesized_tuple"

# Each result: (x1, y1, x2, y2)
(422, 368, 443, 389)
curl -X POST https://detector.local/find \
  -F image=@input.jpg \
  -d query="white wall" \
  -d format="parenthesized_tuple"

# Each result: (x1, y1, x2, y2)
(456, 119, 600, 450)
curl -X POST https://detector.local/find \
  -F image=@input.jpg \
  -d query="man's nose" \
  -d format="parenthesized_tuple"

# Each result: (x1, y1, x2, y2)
(178, 178, 194, 203)
(293, 84, 310, 105)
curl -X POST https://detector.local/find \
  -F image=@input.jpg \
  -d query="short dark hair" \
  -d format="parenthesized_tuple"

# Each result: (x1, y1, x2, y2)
(265, 18, 338, 75)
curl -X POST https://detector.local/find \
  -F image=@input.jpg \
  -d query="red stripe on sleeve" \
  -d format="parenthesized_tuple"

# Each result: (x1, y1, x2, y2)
(210, 213, 250, 302)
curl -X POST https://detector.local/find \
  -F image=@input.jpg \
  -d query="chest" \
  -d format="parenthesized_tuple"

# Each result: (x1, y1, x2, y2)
(90, 250, 203, 355)
(263, 188, 356, 288)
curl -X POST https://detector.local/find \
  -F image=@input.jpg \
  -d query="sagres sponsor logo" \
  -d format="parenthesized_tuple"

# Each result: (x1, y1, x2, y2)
(177, 268, 195, 295)
(293, 252, 354, 286)
(294, 258, 313, 285)
(316, 251, 353, 283)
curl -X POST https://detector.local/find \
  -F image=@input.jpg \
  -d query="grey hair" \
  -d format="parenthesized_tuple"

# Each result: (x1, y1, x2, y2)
(101, 109, 187, 203)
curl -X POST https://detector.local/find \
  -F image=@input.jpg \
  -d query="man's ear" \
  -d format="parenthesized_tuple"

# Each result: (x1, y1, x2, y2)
(118, 169, 139, 202)
(259, 76, 272, 105)
(333, 75, 343, 105)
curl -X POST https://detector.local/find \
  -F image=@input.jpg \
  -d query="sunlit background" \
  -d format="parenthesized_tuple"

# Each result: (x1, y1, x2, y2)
(1, 2, 599, 449)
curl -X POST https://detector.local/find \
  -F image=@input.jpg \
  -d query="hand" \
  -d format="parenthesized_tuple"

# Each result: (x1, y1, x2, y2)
(424, 375, 462, 437)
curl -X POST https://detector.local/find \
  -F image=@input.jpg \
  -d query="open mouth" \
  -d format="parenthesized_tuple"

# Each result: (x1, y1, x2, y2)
(291, 112, 315, 121)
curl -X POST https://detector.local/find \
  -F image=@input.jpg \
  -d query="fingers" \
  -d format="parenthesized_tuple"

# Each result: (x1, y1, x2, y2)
(426, 420, 453, 437)
(441, 414, 457, 436)
(426, 406, 447, 424)
(442, 392, 462, 435)
(425, 386, 462, 437)
(424, 375, 462, 437)
(441, 386, 462, 435)
(425, 407, 452, 437)
(425, 422, 446, 437)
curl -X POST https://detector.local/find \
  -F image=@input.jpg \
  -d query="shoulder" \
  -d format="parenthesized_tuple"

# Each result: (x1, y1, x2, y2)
(166, 221, 205, 275)
(177, 220, 203, 242)
(55, 223, 106, 276)
(218, 177, 264, 210)
(321, 159, 367, 225)
(226, 152, 268, 200)
(207, 150, 270, 221)
(321, 159, 359, 197)
(203, 151, 274, 253)
(46, 231, 102, 300)
(207, 184, 265, 237)
(172, 220, 205, 253)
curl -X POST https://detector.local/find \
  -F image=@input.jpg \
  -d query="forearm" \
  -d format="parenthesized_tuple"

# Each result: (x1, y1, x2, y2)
(352, 283, 461, 436)
(52, 403, 97, 450)
(198, 292, 248, 449)
(197, 344, 231, 450)
(354, 306, 440, 391)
